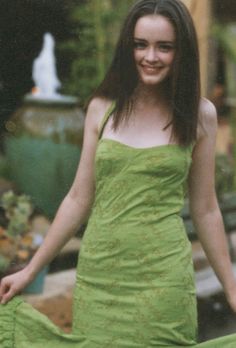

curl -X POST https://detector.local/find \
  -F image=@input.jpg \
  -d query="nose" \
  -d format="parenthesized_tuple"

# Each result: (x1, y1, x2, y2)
(145, 47, 158, 63)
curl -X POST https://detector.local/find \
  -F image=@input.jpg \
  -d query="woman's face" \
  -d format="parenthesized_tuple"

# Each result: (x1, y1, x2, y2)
(133, 14, 176, 87)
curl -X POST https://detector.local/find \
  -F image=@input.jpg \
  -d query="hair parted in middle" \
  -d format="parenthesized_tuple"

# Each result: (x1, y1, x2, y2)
(92, 0, 200, 147)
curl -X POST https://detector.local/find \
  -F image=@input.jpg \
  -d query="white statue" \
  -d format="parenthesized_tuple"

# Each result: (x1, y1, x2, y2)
(32, 32, 61, 98)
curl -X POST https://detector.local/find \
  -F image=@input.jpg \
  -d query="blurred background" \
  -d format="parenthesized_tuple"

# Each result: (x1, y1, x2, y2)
(0, 0, 236, 341)
(0, 1, 235, 197)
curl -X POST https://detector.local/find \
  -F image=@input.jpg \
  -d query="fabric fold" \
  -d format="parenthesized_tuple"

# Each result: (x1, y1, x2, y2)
(0, 296, 23, 348)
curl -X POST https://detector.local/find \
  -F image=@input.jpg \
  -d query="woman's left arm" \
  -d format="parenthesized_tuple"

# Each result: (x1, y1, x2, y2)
(188, 98, 236, 311)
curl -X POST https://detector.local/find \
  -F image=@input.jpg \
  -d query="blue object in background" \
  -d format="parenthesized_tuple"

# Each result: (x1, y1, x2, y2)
(24, 266, 49, 294)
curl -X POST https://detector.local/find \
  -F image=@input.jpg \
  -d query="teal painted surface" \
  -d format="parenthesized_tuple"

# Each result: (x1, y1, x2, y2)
(5, 135, 81, 219)
(23, 266, 49, 294)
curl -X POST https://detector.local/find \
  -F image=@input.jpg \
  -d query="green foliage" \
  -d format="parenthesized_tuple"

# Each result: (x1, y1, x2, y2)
(0, 254, 10, 273)
(215, 154, 235, 199)
(212, 23, 236, 63)
(212, 23, 236, 192)
(212, 23, 236, 99)
(0, 190, 33, 237)
(0, 191, 44, 273)
(59, 0, 135, 105)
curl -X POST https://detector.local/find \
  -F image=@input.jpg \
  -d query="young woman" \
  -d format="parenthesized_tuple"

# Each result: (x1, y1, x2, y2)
(1, 0, 236, 346)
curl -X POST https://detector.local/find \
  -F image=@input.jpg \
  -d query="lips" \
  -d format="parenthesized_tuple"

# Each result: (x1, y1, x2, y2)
(141, 65, 163, 74)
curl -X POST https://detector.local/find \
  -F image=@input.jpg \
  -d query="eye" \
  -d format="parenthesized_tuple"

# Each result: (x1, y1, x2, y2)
(133, 41, 147, 49)
(159, 44, 175, 52)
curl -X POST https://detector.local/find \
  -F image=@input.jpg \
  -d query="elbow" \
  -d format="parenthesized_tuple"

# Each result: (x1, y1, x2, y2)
(67, 187, 95, 220)
(189, 194, 220, 221)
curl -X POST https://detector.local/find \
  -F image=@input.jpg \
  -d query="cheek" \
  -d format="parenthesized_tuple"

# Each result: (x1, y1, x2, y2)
(166, 52, 176, 66)
(159, 52, 176, 66)
(134, 50, 141, 64)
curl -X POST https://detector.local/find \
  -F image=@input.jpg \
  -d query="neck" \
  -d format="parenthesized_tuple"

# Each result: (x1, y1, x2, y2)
(132, 81, 170, 108)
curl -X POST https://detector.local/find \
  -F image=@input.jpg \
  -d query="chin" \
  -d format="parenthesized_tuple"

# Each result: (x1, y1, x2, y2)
(140, 70, 172, 86)
(140, 76, 167, 87)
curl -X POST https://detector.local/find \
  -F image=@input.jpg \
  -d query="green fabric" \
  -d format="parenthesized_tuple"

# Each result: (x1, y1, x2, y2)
(1, 108, 236, 346)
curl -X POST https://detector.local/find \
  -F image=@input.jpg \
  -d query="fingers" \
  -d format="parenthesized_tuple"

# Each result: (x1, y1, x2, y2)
(0, 279, 15, 305)
(1, 288, 15, 304)
(0, 270, 29, 305)
(0, 280, 7, 298)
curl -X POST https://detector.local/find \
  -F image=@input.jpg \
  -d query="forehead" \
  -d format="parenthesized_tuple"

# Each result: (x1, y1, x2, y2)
(134, 14, 176, 42)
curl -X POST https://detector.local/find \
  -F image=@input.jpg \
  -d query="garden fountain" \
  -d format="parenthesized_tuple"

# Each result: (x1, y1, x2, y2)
(32, 32, 62, 99)
(5, 32, 85, 218)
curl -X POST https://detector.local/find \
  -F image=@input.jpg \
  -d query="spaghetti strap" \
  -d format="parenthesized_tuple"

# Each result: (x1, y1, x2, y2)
(98, 101, 116, 139)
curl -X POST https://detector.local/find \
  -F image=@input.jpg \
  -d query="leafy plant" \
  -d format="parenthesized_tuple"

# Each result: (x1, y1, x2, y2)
(0, 191, 43, 274)
(212, 23, 236, 190)
(0, 254, 10, 273)
(212, 24, 236, 61)
(0, 190, 33, 237)
(59, 0, 135, 105)
(215, 154, 235, 199)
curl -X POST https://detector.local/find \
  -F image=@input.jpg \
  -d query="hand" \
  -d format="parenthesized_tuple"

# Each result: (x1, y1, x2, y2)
(0, 268, 33, 304)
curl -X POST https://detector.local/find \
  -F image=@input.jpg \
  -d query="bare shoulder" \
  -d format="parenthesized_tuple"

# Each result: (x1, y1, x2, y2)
(199, 97, 217, 121)
(85, 97, 114, 135)
(197, 97, 217, 138)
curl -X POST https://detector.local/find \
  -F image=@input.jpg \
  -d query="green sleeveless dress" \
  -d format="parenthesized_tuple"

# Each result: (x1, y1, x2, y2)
(1, 105, 236, 347)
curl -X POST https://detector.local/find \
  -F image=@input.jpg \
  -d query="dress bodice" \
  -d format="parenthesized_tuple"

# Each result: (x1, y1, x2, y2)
(92, 109, 193, 224)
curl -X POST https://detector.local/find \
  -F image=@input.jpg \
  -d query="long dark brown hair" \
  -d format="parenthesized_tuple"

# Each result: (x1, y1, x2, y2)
(92, 0, 200, 146)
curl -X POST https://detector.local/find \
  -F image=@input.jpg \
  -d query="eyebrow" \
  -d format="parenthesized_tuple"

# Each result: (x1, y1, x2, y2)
(134, 38, 176, 44)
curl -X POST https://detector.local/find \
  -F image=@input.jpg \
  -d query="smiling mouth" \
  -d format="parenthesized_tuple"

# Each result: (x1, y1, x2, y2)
(141, 65, 163, 73)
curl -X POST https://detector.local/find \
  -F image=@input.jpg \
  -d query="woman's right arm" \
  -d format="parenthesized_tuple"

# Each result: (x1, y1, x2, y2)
(0, 97, 112, 304)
